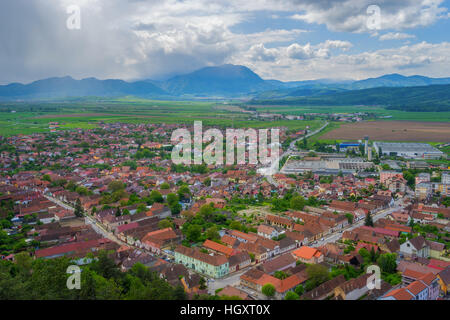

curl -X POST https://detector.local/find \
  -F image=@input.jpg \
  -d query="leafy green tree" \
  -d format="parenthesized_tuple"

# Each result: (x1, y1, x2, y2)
(177, 185, 191, 200)
(294, 284, 304, 296)
(290, 195, 306, 210)
(158, 219, 174, 229)
(150, 190, 164, 203)
(203, 177, 211, 186)
(167, 193, 179, 206)
(74, 199, 84, 217)
(364, 212, 374, 227)
(160, 182, 170, 189)
(169, 203, 182, 215)
(108, 180, 125, 193)
(285, 291, 299, 300)
(205, 226, 220, 241)
(185, 225, 202, 242)
(306, 264, 330, 288)
(262, 283, 275, 297)
(199, 277, 207, 290)
(377, 253, 397, 274)
(229, 221, 242, 231)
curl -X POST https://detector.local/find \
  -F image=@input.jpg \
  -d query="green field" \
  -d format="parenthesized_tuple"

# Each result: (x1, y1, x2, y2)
(0, 99, 323, 136)
(249, 105, 450, 122)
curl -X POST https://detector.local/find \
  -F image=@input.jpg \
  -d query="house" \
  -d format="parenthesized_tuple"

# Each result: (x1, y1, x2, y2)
(174, 245, 229, 278)
(228, 251, 251, 273)
(257, 224, 282, 239)
(437, 266, 450, 296)
(427, 241, 447, 261)
(240, 268, 303, 299)
(300, 274, 346, 300)
(141, 228, 180, 254)
(399, 236, 429, 258)
(203, 239, 235, 257)
(291, 246, 324, 264)
(229, 230, 258, 243)
(333, 274, 371, 300)
(218, 285, 253, 300)
(380, 272, 440, 300)
(237, 241, 268, 263)
(260, 253, 297, 275)
(265, 214, 294, 231)
(146, 203, 171, 219)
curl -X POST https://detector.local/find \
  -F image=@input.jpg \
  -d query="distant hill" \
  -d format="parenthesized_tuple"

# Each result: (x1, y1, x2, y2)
(1, 66, 450, 108)
(347, 73, 450, 90)
(250, 84, 450, 112)
(161, 64, 276, 96)
(0, 76, 169, 100)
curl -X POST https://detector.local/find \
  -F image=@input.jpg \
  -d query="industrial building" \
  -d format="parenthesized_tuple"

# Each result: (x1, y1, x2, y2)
(373, 142, 444, 159)
(281, 157, 374, 175)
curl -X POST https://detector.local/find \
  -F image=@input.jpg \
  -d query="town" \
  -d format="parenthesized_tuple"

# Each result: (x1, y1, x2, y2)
(0, 121, 448, 300)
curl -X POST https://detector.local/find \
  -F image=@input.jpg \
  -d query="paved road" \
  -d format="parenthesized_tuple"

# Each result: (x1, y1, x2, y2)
(311, 200, 405, 248)
(43, 193, 155, 253)
(259, 121, 329, 186)
(207, 266, 253, 295)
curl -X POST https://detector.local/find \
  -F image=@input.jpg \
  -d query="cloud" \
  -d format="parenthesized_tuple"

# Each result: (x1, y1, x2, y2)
(379, 32, 416, 41)
(288, 0, 449, 33)
(242, 41, 450, 81)
(0, 0, 449, 84)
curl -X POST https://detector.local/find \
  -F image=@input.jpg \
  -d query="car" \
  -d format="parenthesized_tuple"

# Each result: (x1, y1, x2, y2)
(320, 238, 324, 241)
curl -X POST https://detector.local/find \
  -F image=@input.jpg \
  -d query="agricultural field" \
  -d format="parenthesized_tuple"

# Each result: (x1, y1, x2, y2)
(248, 104, 450, 122)
(319, 121, 450, 143)
(0, 99, 323, 136)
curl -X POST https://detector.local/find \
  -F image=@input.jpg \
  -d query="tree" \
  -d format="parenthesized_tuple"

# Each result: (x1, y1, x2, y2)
(158, 219, 174, 230)
(115, 207, 122, 217)
(229, 221, 242, 231)
(108, 180, 125, 193)
(160, 182, 170, 190)
(294, 284, 304, 296)
(170, 203, 182, 215)
(198, 204, 214, 220)
(177, 185, 191, 200)
(42, 174, 51, 182)
(261, 283, 275, 297)
(205, 226, 220, 241)
(199, 277, 207, 290)
(166, 193, 179, 206)
(185, 225, 202, 242)
(274, 270, 289, 280)
(364, 212, 374, 227)
(150, 190, 164, 203)
(203, 177, 211, 187)
(290, 195, 306, 210)
(74, 199, 84, 217)
(377, 253, 397, 274)
(345, 213, 354, 224)
(284, 291, 299, 300)
(306, 264, 330, 288)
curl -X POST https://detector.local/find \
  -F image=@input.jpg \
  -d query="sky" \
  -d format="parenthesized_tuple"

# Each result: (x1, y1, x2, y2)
(0, 0, 450, 84)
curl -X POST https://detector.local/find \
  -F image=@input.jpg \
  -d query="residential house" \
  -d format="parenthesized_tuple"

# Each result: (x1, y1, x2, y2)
(174, 245, 229, 278)
(291, 246, 324, 264)
(399, 236, 430, 258)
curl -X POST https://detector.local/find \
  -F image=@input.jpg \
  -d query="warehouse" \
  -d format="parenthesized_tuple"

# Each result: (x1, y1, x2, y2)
(373, 142, 444, 159)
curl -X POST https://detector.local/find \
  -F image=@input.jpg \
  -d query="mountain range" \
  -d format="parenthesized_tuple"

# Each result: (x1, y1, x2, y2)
(1, 64, 450, 109)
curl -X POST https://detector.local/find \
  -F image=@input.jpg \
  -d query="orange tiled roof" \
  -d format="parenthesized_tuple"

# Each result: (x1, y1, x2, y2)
(203, 240, 234, 256)
(292, 246, 321, 260)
